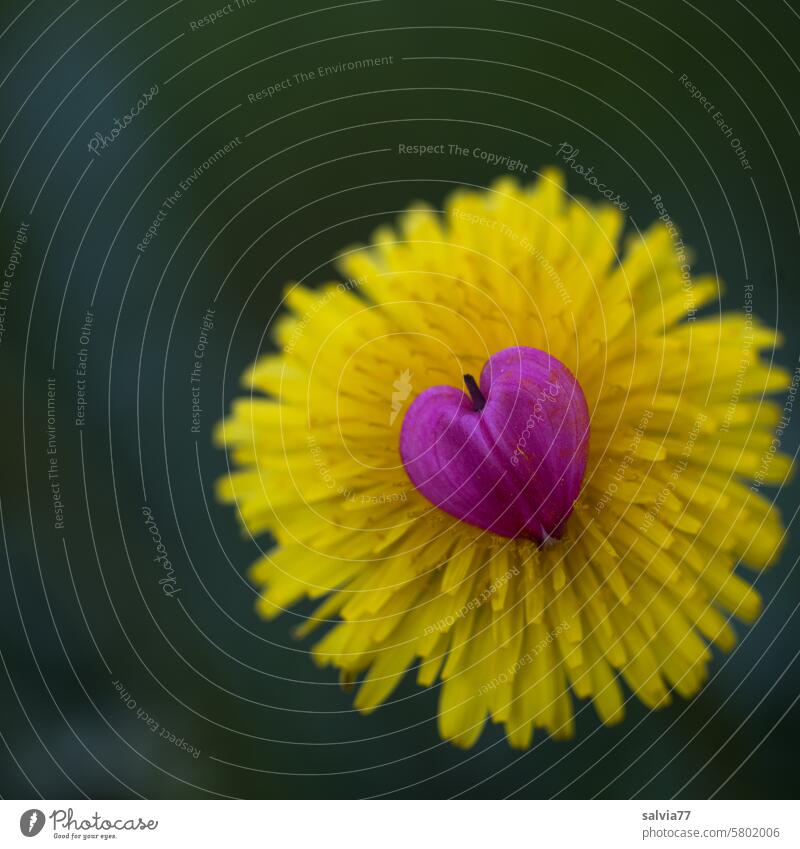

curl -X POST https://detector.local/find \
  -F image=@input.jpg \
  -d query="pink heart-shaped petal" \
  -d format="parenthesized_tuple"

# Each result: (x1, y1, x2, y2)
(399, 346, 590, 542)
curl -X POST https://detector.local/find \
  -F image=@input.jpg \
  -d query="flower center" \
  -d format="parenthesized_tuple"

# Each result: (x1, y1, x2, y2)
(399, 346, 590, 543)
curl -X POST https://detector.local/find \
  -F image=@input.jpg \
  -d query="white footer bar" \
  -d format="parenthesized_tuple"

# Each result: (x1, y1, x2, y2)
(1, 799, 796, 848)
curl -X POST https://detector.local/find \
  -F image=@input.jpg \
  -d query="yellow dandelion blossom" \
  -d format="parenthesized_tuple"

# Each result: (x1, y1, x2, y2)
(216, 169, 790, 749)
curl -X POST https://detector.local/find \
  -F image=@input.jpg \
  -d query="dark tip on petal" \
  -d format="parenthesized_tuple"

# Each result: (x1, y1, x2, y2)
(463, 374, 486, 412)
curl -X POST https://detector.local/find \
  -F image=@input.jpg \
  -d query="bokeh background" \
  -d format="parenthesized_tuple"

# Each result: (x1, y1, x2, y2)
(0, 0, 799, 798)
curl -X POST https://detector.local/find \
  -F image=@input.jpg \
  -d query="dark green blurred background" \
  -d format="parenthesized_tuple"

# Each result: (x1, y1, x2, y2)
(0, 0, 798, 798)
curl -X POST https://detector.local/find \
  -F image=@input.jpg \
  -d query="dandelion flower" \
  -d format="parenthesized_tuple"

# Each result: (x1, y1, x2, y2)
(216, 169, 790, 748)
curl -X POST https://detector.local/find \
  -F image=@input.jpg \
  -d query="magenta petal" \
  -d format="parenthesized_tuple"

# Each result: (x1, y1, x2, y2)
(399, 346, 590, 542)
